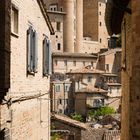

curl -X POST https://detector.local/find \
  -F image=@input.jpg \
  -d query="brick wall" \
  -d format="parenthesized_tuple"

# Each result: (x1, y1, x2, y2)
(130, 1, 140, 139)
(1, 94, 50, 140)
(121, 1, 140, 140)
(0, 0, 52, 139)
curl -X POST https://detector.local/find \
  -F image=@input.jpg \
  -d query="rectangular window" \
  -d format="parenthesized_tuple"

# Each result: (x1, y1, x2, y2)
(55, 85, 61, 92)
(83, 61, 85, 66)
(49, 4, 58, 11)
(55, 60, 58, 66)
(43, 37, 52, 76)
(56, 22, 61, 31)
(105, 64, 109, 72)
(57, 43, 61, 50)
(60, 7, 63, 12)
(73, 61, 76, 66)
(59, 99, 62, 105)
(65, 85, 69, 92)
(91, 62, 94, 67)
(64, 60, 67, 66)
(27, 27, 38, 74)
(93, 99, 104, 108)
(11, 6, 18, 34)
(110, 87, 112, 94)
(88, 76, 92, 83)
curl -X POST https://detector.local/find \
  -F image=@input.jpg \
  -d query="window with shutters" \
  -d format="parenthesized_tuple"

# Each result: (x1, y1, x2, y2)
(65, 85, 69, 92)
(27, 26, 38, 74)
(56, 22, 61, 31)
(11, 5, 19, 35)
(43, 37, 52, 76)
(55, 85, 61, 92)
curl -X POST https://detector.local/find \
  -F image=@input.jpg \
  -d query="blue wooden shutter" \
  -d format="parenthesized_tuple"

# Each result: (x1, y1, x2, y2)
(43, 38, 52, 75)
(48, 40, 52, 75)
(33, 30, 38, 73)
(43, 38, 48, 75)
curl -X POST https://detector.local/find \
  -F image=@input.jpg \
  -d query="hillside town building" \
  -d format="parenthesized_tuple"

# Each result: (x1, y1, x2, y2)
(44, 0, 109, 54)
(50, 79, 72, 115)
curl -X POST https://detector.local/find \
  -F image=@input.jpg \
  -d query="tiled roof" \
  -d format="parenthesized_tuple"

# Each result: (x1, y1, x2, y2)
(76, 85, 108, 94)
(52, 114, 87, 130)
(101, 73, 118, 77)
(100, 48, 121, 56)
(37, 0, 54, 35)
(51, 79, 72, 84)
(47, 10, 66, 15)
(107, 83, 121, 86)
(67, 66, 105, 74)
(52, 52, 98, 58)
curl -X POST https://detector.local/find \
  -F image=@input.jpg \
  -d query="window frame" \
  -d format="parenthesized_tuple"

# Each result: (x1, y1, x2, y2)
(55, 85, 61, 92)
(11, 4, 19, 36)
(56, 22, 61, 31)
(87, 76, 92, 83)
(27, 26, 38, 75)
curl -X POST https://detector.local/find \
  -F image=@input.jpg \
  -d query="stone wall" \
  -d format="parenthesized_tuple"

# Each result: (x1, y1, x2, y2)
(83, 0, 98, 41)
(0, 0, 52, 139)
(1, 94, 50, 140)
(53, 56, 97, 73)
(121, 1, 140, 140)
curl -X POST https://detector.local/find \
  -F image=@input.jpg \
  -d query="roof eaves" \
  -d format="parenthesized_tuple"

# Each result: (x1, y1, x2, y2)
(37, 0, 55, 35)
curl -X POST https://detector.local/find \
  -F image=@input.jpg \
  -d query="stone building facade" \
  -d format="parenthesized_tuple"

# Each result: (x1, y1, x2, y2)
(98, 48, 122, 82)
(44, 0, 109, 54)
(83, 0, 109, 49)
(105, 0, 140, 139)
(50, 80, 72, 115)
(52, 52, 98, 73)
(0, 0, 54, 139)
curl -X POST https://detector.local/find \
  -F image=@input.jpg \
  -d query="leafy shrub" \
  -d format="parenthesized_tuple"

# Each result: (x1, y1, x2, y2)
(71, 113, 84, 122)
(88, 106, 115, 120)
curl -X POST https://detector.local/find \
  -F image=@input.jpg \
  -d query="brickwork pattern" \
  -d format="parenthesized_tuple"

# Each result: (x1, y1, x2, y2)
(121, 1, 140, 140)
(0, 0, 51, 139)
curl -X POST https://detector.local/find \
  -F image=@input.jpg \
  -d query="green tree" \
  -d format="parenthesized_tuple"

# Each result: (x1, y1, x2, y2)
(51, 133, 61, 140)
(71, 113, 84, 122)
(88, 106, 115, 120)
(96, 106, 115, 117)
